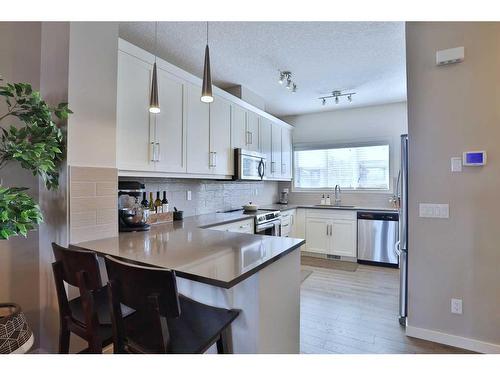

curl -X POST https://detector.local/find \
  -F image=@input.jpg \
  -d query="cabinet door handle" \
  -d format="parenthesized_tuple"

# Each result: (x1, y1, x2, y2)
(150, 142, 155, 162)
(156, 142, 160, 162)
(245, 131, 250, 145)
(213, 151, 217, 167)
(282, 163, 286, 174)
(250, 131, 253, 145)
(271, 161, 276, 173)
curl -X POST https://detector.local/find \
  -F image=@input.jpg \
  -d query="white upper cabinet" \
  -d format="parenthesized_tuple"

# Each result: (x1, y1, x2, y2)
(246, 111, 260, 152)
(116, 39, 294, 180)
(154, 67, 186, 173)
(259, 117, 272, 177)
(210, 96, 233, 176)
(116, 50, 153, 171)
(231, 105, 247, 150)
(271, 122, 282, 178)
(186, 83, 211, 174)
(281, 127, 292, 179)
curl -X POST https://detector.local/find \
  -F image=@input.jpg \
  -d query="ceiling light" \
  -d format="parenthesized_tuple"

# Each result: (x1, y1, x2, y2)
(278, 71, 285, 85)
(201, 22, 213, 103)
(149, 22, 160, 114)
(318, 90, 356, 106)
(277, 70, 296, 93)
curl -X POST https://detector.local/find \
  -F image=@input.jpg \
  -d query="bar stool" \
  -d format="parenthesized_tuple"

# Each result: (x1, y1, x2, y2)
(105, 256, 240, 354)
(51, 243, 133, 353)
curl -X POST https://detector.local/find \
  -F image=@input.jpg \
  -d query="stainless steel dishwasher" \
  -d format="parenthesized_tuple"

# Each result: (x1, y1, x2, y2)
(357, 211, 399, 268)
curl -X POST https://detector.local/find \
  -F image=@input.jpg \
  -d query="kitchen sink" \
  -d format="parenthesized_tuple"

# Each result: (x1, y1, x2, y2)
(313, 204, 356, 208)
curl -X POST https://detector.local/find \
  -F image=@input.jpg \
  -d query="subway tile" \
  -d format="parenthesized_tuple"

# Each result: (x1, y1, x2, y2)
(71, 166, 117, 182)
(96, 208, 117, 225)
(71, 211, 97, 228)
(96, 182, 117, 196)
(71, 182, 96, 198)
(71, 196, 117, 213)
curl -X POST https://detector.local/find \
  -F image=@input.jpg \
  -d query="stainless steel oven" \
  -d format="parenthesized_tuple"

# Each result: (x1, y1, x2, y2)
(234, 148, 265, 181)
(254, 211, 281, 236)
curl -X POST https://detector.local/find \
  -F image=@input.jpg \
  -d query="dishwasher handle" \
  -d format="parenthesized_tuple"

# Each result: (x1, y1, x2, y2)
(394, 240, 401, 256)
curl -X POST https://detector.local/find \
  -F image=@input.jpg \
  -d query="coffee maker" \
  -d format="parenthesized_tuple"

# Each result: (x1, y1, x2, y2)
(118, 181, 150, 232)
(279, 188, 289, 204)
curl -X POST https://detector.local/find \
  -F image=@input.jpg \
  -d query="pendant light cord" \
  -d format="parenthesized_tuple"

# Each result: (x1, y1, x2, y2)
(206, 21, 209, 46)
(154, 22, 158, 62)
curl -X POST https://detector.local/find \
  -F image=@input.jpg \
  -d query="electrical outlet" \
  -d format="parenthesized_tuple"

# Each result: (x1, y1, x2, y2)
(186, 190, 192, 201)
(419, 203, 449, 218)
(451, 298, 463, 314)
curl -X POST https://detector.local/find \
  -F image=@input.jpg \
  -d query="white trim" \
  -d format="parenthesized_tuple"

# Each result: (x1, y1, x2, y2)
(118, 38, 293, 130)
(406, 325, 500, 354)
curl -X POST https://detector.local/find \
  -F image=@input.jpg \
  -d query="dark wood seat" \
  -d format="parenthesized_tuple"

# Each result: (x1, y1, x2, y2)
(105, 256, 240, 354)
(51, 243, 133, 353)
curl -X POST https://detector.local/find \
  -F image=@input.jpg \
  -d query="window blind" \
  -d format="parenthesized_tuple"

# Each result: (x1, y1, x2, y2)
(294, 144, 390, 190)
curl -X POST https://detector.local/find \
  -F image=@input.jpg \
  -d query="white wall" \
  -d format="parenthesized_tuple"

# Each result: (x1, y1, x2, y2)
(0, 21, 42, 348)
(281, 102, 408, 208)
(406, 22, 500, 353)
(67, 22, 118, 168)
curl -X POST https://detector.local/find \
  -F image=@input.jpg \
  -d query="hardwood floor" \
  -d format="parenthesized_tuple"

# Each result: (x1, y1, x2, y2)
(300, 261, 472, 354)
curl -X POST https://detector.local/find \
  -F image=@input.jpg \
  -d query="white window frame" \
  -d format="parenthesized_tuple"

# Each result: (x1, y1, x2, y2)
(292, 140, 393, 193)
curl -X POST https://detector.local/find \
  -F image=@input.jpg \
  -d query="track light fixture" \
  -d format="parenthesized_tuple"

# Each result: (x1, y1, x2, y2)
(318, 90, 356, 106)
(278, 70, 297, 93)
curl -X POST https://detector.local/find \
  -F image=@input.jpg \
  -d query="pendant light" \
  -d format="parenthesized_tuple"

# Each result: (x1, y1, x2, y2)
(149, 22, 160, 113)
(201, 22, 213, 103)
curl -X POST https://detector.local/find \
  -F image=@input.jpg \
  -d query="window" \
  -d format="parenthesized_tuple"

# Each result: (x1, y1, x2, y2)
(293, 144, 390, 190)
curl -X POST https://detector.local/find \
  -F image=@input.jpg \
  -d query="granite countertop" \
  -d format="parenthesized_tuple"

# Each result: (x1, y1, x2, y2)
(75, 211, 305, 289)
(259, 203, 398, 213)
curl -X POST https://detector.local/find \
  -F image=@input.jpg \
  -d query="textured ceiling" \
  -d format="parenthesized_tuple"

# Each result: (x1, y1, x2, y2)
(119, 22, 406, 117)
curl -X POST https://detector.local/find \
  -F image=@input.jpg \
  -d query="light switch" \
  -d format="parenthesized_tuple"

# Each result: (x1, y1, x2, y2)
(451, 157, 462, 172)
(419, 203, 449, 218)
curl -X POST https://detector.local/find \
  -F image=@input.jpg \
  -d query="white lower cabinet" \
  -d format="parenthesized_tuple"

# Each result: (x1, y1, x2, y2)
(304, 209, 357, 257)
(280, 209, 296, 237)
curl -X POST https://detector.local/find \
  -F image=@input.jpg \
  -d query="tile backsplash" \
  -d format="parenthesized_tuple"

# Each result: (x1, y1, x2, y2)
(123, 178, 279, 217)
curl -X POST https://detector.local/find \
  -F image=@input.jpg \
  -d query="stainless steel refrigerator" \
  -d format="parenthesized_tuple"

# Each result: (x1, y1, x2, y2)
(395, 134, 408, 326)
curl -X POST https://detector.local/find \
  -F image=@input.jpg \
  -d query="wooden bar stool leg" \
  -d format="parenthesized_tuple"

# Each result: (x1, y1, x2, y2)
(88, 338, 103, 354)
(216, 326, 233, 354)
(59, 321, 70, 354)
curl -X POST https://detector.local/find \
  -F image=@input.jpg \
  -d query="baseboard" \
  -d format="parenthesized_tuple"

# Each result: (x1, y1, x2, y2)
(406, 325, 500, 354)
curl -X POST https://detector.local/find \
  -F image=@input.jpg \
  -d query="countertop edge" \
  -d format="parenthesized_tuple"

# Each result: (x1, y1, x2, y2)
(175, 238, 306, 288)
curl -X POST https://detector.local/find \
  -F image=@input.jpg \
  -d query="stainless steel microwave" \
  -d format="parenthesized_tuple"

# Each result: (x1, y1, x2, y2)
(234, 149, 266, 180)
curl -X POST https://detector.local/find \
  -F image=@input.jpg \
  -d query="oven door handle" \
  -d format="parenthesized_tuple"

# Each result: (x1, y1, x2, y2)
(256, 220, 281, 231)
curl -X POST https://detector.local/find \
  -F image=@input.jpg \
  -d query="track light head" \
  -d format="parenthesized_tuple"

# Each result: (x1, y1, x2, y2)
(347, 94, 352, 103)
(322, 98, 326, 106)
(335, 96, 339, 104)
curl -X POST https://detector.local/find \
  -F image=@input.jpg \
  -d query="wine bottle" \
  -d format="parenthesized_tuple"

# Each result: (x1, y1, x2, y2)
(154, 191, 163, 213)
(149, 192, 154, 212)
(161, 191, 169, 213)
(141, 192, 148, 208)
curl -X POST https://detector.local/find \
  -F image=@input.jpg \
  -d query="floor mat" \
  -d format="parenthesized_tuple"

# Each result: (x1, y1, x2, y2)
(301, 256, 358, 272)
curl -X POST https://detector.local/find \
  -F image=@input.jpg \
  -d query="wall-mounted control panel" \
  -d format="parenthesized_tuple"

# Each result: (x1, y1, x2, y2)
(463, 151, 487, 166)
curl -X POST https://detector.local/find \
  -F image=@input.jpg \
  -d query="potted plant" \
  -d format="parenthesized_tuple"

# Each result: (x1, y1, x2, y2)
(0, 78, 71, 353)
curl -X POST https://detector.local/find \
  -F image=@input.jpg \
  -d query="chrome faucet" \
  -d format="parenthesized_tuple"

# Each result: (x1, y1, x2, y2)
(334, 185, 341, 206)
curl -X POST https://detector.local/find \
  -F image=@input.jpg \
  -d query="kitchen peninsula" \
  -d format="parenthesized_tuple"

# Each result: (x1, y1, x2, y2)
(75, 211, 305, 354)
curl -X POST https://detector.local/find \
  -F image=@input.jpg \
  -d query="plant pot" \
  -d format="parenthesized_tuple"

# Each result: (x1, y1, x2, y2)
(0, 303, 34, 354)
